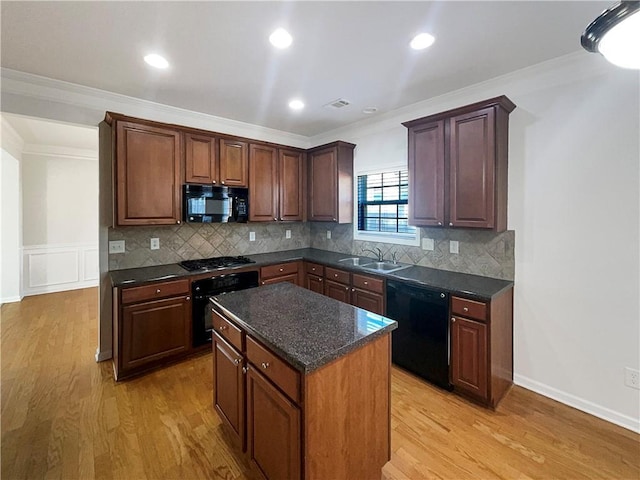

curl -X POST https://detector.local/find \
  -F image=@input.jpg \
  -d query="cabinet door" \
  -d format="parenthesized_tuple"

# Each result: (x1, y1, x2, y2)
(324, 279, 351, 304)
(249, 144, 278, 222)
(247, 366, 301, 480)
(407, 120, 445, 226)
(261, 273, 299, 287)
(351, 288, 384, 315)
(120, 295, 190, 371)
(451, 316, 488, 400)
(185, 133, 217, 184)
(219, 139, 248, 187)
(116, 121, 181, 226)
(279, 149, 304, 221)
(449, 107, 495, 229)
(213, 333, 245, 450)
(308, 147, 337, 221)
(305, 273, 324, 294)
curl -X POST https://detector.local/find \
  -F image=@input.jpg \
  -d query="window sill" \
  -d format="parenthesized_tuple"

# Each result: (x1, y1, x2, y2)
(353, 228, 420, 247)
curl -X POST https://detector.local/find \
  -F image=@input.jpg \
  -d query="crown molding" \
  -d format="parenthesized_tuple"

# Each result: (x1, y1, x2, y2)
(0, 115, 25, 159)
(1, 68, 311, 149)
(21, 143, 98, 161)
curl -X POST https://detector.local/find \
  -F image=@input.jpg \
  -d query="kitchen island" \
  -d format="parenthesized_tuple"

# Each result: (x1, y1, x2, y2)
(210, 282, 397, 480)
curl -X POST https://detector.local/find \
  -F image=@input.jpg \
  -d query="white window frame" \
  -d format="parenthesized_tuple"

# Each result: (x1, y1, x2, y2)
(353, 165, 420, 247)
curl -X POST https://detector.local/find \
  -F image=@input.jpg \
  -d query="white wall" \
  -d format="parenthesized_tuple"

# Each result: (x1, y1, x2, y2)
(309, 53, 640, 432)
(0, 118, 23, 304)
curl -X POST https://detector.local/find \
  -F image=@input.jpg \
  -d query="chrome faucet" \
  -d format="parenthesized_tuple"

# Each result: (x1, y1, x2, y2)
(361, 247, 384, 262)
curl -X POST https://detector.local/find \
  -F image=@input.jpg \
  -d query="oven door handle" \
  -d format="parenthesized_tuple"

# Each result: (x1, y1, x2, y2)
(194, 294, 211, 301)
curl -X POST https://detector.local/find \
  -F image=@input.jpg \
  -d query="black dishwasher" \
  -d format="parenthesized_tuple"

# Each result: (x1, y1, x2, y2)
(386, 280, 452, 390)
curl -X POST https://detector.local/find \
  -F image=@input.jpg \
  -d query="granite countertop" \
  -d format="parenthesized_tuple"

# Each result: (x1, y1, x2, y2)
(110, 247, 513, 300)
(210, 282, 397, 373)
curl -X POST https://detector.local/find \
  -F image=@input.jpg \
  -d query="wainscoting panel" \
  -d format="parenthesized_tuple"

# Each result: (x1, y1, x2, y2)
(23, 243, 99, 296)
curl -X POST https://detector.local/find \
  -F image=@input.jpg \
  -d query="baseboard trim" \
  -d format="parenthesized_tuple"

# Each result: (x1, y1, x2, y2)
(95, 348, 112, 362)
(0, 295, 23, 305)
(514, 374, 640, 433)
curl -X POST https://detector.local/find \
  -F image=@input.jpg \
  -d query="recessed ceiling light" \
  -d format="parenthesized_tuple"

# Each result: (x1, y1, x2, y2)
(270, 28, 293, 49)
(362, 107, 378, 114)
(410, 33, 435, 50)
(144, 54, 169, 69)
(288, 99, 305, 111)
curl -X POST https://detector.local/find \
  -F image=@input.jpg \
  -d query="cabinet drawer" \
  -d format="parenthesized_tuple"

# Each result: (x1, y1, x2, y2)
(121, 279, 189, 304)
(352, 273, 384, 294)
(325, 267, 350, 285)
(211, 309, 244, 351)
(246, 336, 300, 403)
(261, 262, 298, 280)
(451, 296, 487, 322)
(305, 262, 325, 276)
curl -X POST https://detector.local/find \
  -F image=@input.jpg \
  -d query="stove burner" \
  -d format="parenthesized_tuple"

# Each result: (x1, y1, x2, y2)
(180, 256, 255, 271)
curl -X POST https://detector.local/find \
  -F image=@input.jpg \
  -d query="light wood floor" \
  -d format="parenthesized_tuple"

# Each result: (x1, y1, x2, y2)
(2, 288, 638, 480)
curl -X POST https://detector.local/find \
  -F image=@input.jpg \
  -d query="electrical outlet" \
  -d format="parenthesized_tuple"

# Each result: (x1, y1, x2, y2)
(286, 229, 291, 239)
(108, 240, 125, 254)
(625, 367, 640, 389)
(249, 231, 256, 242)
(326, 230, 331, 239)
(449, 240, 459, 254)
(150, 238, 160, 250)
(422, 238, 435, 251)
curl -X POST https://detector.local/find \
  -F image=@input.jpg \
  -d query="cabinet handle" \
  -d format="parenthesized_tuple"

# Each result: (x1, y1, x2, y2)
(334, 274, 338, 277)
(364, 281, 368, 285)
(279, 268, 284, 272)
(280, 217, 283, 221)
(261, 281, 266, 285)
(156, 289, 161, 294)
(438, 222, 442, 226)
(449, 222, 453, 227)
(219, 325, 227, 331)
(463, 307, 469, 312)
(351, 288, 355, 292)
(212, 180, 216, 184)
(185, 296, 190, 301)
(319, 278, 322, 282)
(452, 318, 456, 323)
(176, 220, 181, 224)
(345, 286, 349, 291)
(234, 358, 241, 365)
(274, 217, 278, 221)
(311, 267, 315, 271)
(261, 362, 270, 369)
(221, 181, 225, 185)
(242, 366, 248, 374)
(332, 218, 336, 221)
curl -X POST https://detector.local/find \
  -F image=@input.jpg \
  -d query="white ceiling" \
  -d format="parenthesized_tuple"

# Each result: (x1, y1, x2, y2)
(1, 1, 609, 137)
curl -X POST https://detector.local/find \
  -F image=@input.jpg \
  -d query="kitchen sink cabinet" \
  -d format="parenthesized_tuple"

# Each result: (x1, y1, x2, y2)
(185, 132, 218, 184)
(114, 278, 191, 380)
(321, 266, 385, 315)
(113, 119, 182, 226)
(324, 267, 352, 303)
(307, 141, 355, 223)
(249, 146, 304, 222)
(219, 138, 249, 187)
(260, 261, 302, 286)
(449, 288, 513, 408)
(403, 96, 515, 232)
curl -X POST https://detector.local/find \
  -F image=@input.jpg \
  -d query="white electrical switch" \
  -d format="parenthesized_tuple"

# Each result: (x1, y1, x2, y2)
(249, 231, 256, 242)
(286, 229, 291, 239)
(150, 238, 160, 250)
(422, 238, 435, 251)
(326, 230, 332, 239)
(108, 240, 125, 254)
(449, 240, 459, 254)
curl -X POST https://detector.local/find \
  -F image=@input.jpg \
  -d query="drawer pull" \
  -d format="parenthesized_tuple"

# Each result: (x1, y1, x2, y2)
(463, 307, 469, 312)
(334, 274, 338, 277)
(351, 288, 355, 292)
(261, 362, 270, 369)
(319, 278, 323, 282)
(452, 318, 456, 322)
(156, 289, 161, 294)
(364, 281, 368, 285)
(219, 325, 227, 331)
(186, 296, 190, 301)
(345, 286, 349, 291)
(279, 268, 284, 272)
(274, 217, 277, 221)
(242, 366, 248, 374)
(234, 358, 242, 365)
(312, 267, 315, 271)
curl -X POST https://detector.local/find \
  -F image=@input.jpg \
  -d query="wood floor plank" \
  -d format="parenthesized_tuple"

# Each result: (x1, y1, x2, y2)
(1, 288, 638, 480)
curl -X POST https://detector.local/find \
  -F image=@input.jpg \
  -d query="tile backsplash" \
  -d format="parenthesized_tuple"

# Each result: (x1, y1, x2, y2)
(109, 222, 514, 280)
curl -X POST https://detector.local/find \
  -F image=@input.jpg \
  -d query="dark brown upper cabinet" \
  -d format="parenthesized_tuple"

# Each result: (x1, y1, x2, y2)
(307, 141, 355, 223)
(219, 138, 249, 187)
(114, 120, 182, 226)
(403, 96, 515, 231)
(185, 133, 217, 184)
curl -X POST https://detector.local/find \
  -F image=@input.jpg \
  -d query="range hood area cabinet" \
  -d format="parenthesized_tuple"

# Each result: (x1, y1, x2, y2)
(403, 96, 516, 232)
(307, 141, 356, 223)
(248, 144, 305, 222)
(184, 133, 249, 188)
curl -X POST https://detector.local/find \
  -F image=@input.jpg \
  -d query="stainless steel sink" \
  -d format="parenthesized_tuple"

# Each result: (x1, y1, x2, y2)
(359, 261, 411, 273)
(338, 257, 363, 266)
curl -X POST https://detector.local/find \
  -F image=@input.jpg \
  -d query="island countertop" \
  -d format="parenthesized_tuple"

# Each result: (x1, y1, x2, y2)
(210, 282, 397, 373)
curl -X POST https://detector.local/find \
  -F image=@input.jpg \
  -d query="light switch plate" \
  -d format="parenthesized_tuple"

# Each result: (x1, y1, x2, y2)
(449, 240, 459, 254)
(249, 231, 256, 242)
(326, 230, 332, 239)
(285, 229, 291, 239)
(422, 238, 435, 251)
(150, 238, 160, 250)
(109, 240, 125, 254)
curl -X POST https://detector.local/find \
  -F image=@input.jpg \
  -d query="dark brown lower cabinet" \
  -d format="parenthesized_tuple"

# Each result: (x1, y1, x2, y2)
(450, 316, 488, 399)
(351, 288, 384, 315)
(260, 262, 301, 286)
(324, 279, 351, 303)
(305, 273, 324, 294)
(247, 366, 301, 480)
(213, 333, 245, 450)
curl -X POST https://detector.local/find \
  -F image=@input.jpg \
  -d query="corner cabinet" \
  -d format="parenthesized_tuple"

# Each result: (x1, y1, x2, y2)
(307, 141, 355, 223)
(114, 120, 182, 226)
(450, 288, 513, 408)
(403, 96, 515, 232)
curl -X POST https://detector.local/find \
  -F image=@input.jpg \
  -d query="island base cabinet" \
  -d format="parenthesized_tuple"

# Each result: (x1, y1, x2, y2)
(247, 367, 301, 480)
(213, 333, 245, 450)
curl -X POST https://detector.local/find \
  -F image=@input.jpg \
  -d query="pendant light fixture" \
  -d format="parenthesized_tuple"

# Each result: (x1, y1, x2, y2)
(581, 1, 640, 69)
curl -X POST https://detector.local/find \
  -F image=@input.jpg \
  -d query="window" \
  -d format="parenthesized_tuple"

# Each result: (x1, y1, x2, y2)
(356, 170, 417, 245)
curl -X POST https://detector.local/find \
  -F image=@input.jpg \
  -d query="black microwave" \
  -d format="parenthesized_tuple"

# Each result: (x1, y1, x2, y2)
(183, 184, 249, 223)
